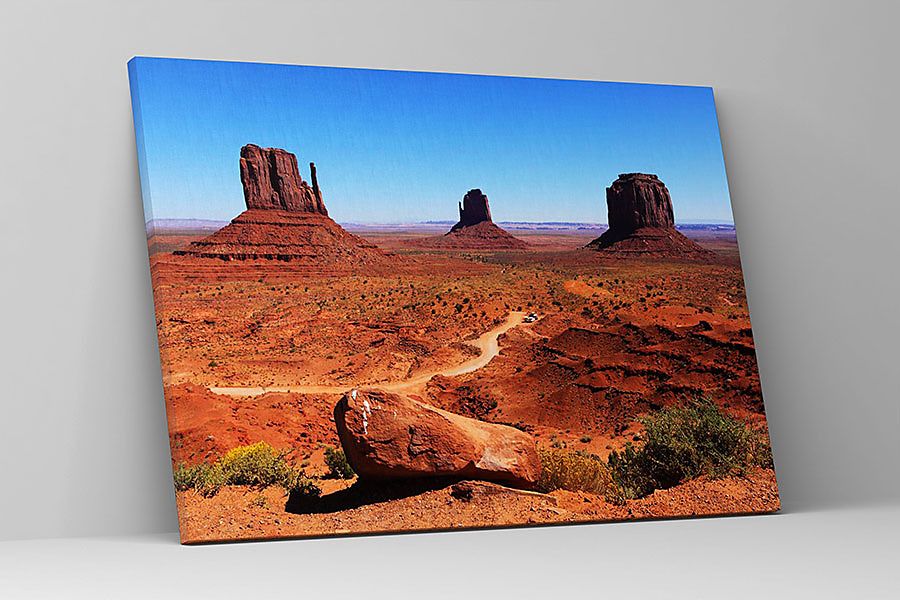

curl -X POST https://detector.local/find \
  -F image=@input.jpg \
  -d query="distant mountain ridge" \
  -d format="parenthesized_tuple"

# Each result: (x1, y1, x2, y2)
(149, 218, 733, 233)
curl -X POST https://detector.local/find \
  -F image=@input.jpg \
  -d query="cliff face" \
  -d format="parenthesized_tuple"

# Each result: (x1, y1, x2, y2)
(239, 144, 327, 215)
(606, 173, 674, 232)
(588, 173, 711, 256)
(451, 189, 493, 231)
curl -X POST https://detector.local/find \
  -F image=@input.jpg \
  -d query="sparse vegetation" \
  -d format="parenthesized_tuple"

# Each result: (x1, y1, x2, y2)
(607, 399, 772, 500)
(536, 447, 613, 496)
(324, 446, 355, 479)
(173, 462, 226, 497)
(172, 442, 320, 498)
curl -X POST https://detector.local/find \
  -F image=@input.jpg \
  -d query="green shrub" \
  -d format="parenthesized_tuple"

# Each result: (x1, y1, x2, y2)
(173, 462, 196, 491)
(536, 447, 613, 496)
(219, 442, 295, 487)
(324, 446, 355, 479)
(607, 399, 773, 500)
(173, 462, 226, 497)
(172, 442, 321, 498)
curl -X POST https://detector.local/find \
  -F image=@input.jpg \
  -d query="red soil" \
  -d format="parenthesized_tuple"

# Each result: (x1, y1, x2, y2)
(148, 227, 776, 543)
(175, 468, 779, 543)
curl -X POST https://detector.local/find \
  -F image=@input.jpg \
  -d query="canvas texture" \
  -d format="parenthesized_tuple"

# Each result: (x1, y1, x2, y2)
(128, 57, 779, 544)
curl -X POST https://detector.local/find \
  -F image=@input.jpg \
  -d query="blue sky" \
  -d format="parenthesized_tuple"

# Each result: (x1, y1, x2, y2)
(129, 58, 734, 224)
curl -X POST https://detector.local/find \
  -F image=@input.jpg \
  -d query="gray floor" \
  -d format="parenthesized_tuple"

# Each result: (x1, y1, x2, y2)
(2, 506, 897, 598)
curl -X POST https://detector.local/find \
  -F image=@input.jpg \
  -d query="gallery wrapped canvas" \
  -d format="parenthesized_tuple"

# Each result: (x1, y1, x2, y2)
(128, 57, 778, 543)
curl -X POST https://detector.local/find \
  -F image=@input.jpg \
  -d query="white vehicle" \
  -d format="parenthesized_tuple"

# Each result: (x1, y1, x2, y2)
(523, 312, 538, 323)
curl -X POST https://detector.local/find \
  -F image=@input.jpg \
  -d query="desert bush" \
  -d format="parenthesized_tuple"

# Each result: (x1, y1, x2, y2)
(219, 442, 295, 487)
(324, 446, 355, 479)
(536, 447, 613, 496)
(172, 462, 226, 497)
(172, 462, 196, 491)
(172, 442, 321, 498)
(607, 399, 773, 500)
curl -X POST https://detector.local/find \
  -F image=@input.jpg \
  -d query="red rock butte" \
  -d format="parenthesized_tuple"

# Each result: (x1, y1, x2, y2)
(239, 144, 327, 214)
(587, 173, 711, 256)
(420, 189, 527, 250)
(175, 145, 396, 270)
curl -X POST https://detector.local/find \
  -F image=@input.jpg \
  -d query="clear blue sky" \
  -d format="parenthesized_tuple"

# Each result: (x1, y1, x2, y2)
(129, 57, 734, 224)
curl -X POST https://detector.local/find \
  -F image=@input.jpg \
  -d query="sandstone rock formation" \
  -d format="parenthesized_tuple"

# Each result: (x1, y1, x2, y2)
(239, 145, 327, 214)
(606, 173, 674, 230)
(175, 145, 395, 270)
(418, 189, 527, 250)
(334, 389, 542, 489)
(451, 189, 493, 231)
(587, 173, 711, 256)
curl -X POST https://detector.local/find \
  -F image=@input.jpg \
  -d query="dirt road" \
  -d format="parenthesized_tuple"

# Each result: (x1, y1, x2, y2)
(210, 311, 527, 397)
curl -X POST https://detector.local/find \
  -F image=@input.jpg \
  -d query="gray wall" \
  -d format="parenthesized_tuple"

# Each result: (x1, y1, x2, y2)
(1, 0, 897, 541)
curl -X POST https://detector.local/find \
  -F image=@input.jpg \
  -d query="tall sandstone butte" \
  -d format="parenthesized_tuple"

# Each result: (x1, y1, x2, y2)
(607, 173, 674, 231)
(174, 145, 395, 270)
(239, 144, 327, 214)
(451, 188, 493, 231)
(419, 188, 526, 249)
(588, 173, 710, 256)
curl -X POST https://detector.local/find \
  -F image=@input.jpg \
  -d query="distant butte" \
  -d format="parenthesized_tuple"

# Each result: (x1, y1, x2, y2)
(587, 173, 712, 256)
(420, 189, 527, 250)
(175, 145, 396, 270)
(451, 188, 494, 231)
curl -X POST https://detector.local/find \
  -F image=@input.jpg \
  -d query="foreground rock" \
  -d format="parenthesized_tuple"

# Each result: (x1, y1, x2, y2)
(334, 389, 541, 489)
(587, 173, 711, 256)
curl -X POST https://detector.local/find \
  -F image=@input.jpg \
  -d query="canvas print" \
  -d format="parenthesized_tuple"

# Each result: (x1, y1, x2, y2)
(129, 57, 779, 544)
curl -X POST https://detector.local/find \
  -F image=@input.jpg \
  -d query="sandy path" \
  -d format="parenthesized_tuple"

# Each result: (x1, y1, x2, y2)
(210, 312, 526, 398)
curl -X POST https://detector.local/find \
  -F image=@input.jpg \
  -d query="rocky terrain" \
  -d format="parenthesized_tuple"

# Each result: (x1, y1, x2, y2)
(587, 173, 712, 257)
(147, 166, 776, 543)
(175, 469, 779, 543)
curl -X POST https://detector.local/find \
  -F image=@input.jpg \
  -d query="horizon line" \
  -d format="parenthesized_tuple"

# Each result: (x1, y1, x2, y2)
(146, 217, 735, 227)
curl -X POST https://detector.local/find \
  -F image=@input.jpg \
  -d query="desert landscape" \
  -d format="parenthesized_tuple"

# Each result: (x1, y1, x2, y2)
(145, 144, 778, 543)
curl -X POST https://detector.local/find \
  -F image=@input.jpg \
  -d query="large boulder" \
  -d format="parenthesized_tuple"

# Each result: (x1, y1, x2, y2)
(334, 389, 541, 489)
(239, 144, 327, 214)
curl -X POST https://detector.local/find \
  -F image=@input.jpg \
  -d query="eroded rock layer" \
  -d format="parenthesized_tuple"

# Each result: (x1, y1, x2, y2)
(174, 209, 387, 264)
